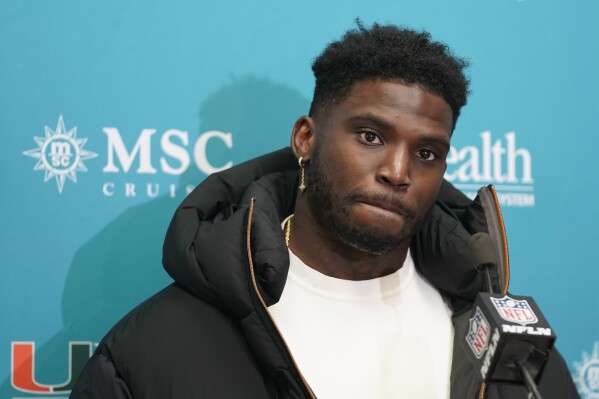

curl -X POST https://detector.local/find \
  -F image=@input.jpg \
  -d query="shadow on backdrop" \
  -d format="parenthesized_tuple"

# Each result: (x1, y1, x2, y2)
(2, 76, 309, 396)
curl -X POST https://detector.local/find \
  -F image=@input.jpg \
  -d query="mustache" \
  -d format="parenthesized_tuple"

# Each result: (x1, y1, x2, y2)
(346, 191, 416, 219)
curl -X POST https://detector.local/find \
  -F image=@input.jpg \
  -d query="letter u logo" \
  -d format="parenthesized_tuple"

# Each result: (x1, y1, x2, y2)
(11, 341, 93, 394)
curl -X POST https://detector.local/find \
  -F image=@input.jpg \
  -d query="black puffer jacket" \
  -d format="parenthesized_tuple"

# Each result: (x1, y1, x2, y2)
(70, 148, 579, 399)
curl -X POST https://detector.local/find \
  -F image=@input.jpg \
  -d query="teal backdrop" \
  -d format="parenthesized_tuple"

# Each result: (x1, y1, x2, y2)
(1, 1, 598, 397)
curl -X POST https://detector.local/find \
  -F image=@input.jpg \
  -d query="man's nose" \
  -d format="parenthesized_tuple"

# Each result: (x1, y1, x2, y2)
(377, 147, 411, 188)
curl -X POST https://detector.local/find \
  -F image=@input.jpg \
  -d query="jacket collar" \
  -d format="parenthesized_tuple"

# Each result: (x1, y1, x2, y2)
(163, 147, 502, 316)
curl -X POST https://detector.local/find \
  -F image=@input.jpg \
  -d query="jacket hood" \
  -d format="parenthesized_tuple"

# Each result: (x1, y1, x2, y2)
(162, 148, 297, 319)
(163, 147, 507, 318)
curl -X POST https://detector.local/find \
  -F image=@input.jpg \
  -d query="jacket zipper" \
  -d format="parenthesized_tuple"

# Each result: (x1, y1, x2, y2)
(479, 383, 486, 399)
(488, 185, 510, 294)
(476, 185, 511, 399)
(246, 198, 316, 399)
(477, 185, 511, 294)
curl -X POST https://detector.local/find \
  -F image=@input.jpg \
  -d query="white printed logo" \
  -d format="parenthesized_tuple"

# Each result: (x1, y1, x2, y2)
(574, 341, 599, 398)
(445, 131, 535, 207)
(23, 115, 97, 193)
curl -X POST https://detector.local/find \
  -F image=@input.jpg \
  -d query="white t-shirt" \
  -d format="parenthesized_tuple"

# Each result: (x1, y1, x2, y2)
(268, 248, 454, 399)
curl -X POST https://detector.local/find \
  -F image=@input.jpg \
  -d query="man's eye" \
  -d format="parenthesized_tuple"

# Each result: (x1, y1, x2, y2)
(359, 132, 382, 145)
(417, 149, 437, 161)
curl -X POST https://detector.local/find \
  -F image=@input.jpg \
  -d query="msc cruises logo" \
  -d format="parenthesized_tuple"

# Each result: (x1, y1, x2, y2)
(23, 115, 98, 193)
(574, 341, 599, 398)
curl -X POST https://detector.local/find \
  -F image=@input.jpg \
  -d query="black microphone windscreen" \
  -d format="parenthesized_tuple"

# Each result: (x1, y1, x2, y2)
(469, 232, 498, 268)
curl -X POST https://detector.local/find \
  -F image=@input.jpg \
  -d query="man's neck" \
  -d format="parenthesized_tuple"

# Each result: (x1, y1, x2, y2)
(288, 200, 411, 281)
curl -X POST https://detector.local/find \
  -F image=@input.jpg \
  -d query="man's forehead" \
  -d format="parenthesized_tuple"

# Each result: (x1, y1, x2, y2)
(332, 81, 453, 128)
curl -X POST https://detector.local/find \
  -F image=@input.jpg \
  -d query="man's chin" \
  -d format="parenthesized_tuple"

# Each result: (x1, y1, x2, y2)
(345, 238, 402, 256)
(333, 223, 409, 256)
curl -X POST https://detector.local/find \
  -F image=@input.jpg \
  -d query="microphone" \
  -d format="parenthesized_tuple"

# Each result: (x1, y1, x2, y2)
(468, 232, 499, 293)
(463, 233, 556, 399)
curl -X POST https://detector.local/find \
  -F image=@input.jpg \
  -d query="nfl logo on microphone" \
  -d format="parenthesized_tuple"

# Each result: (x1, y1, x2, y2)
(491, 295, 538, 326)
(466, 307, 491, 359)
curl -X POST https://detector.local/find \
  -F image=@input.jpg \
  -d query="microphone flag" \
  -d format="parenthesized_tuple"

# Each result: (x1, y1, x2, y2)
(463, 293, 556, 384)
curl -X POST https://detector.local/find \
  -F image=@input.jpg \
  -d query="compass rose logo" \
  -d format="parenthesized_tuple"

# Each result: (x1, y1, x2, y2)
(574, 341, 599, 398)
(23, 115, 97, 193)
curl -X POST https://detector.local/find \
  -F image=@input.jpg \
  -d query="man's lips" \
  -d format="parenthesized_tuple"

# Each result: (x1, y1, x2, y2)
(359, 200, 406, 217)
(352, 195, 414, 219)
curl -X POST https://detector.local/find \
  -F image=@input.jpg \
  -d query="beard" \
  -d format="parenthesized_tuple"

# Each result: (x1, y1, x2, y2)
(304, 145, 429, 256)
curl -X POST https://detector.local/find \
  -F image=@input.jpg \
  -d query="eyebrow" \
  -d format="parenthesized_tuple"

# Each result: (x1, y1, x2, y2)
(420, 135, 451, 151)
(348, 113, 394, 129)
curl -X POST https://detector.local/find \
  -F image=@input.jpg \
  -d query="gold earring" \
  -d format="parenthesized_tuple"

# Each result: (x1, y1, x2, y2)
(298, 157, 306, 192)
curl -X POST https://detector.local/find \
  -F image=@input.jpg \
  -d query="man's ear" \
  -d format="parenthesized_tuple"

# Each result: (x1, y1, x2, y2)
(291, 115, 317, 162)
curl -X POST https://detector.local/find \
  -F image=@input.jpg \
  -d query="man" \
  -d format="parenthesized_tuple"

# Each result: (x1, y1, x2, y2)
(70, 22, 579, 398)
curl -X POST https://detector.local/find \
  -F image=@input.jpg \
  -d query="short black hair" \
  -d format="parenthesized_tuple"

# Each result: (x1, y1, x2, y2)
(309, 21, 470, 130)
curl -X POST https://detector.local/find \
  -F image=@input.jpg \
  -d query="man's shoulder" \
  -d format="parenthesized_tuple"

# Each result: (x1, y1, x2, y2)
(75, 284, 272, 398)
(98, 284, 252, 370)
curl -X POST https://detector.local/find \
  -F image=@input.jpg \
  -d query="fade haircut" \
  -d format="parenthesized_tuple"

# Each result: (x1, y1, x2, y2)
(309, 21, 470, 130)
